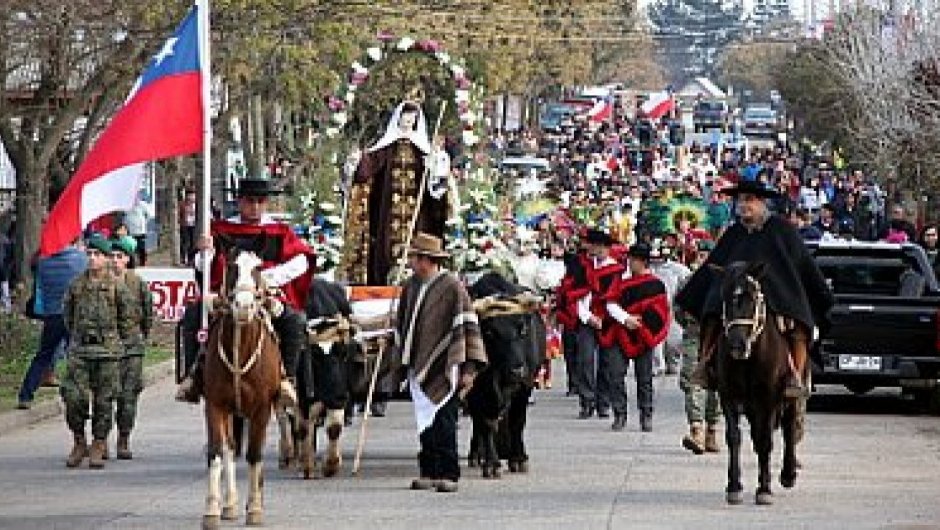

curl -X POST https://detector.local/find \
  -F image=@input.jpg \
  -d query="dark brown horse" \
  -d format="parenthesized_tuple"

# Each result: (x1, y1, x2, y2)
(202, 250, 281, 529)
(713, 261, 802, 506)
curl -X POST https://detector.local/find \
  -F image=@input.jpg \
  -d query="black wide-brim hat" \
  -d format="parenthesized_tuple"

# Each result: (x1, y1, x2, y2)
(584, 228, 617, 246)
(229, 178, 282, 197)
(628, 242, 652, 261)
(723, 179, 779, 199)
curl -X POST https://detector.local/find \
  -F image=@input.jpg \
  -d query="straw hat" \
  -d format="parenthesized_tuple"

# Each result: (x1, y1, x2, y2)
(408, 232, 450, 259)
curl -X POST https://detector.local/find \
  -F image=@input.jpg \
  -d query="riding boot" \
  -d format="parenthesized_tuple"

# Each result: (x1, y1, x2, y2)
(274, 310, 306, 409)
(611, 413, 627, 432)
(784, 327, 810, 399)
(690, 319, 721, 389)
(175, 351, 204, 404)
(682, 421, 706, 454)
(66, 433, 88, 468)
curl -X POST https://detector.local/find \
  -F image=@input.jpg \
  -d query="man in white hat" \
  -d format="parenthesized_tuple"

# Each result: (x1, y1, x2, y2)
(395, 232, 487, 493)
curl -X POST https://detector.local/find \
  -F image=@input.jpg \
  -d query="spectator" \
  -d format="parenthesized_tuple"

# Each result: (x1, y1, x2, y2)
(123, 197, 151, 266)
(918, 224, 940, 278)
(880, 204, 916, 242)
(17, 239, 88, 409)
(796, 209, 823, 241)
(0, 225, 12, 312)
(814, 204, 838, 235)
(179, 189, 197, 265)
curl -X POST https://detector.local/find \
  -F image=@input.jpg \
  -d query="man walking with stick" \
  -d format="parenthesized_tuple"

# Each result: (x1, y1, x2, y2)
(395, 232, 487, 493)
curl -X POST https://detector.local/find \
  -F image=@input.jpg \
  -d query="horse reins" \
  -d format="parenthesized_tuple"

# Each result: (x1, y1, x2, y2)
(722, 275, 767, 359)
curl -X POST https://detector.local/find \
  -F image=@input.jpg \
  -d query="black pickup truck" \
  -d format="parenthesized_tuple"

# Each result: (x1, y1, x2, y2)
(808, 241, 940, 411)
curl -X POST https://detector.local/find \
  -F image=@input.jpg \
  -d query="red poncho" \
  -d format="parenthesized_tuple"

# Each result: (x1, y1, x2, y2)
(207, 220, 315, 311)
(588, 258, 626, 341)
(601, 272, 670, 358)
(554, 253, 592, 332)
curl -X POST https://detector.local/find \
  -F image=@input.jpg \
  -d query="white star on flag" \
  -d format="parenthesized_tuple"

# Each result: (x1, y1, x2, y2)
(153, 37, 178, 65)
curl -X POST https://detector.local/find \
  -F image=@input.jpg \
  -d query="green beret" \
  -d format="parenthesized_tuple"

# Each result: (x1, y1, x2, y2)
(86, 235, 112, 254)
(111, 235, 137, 256)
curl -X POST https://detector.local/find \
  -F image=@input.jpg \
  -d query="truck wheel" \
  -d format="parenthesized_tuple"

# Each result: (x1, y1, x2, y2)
(845, 383, 875, 396)
(913, 388, 940, 416)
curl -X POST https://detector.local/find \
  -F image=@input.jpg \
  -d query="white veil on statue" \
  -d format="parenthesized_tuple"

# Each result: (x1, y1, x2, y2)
(366, 100, 432, 155)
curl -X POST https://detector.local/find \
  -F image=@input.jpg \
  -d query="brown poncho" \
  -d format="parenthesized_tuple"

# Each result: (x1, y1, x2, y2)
(396, 271, 487, 404)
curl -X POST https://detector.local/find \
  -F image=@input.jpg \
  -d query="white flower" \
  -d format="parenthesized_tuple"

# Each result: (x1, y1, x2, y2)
(397, 37, 415, 51)
(451, 64, 465, 78)
(366, 47, 383, 62)
(352, 61, 368, 75)
(461, 130, 478, 146)
(345, 92, 356, 104)
(333, 112, 347, 126)
(455, 90, 470, 103)
(325, 215, 343, 225)
(320, 202, 336, 212)
(436, 52, 451, 64)
(325, 127, 340, 137)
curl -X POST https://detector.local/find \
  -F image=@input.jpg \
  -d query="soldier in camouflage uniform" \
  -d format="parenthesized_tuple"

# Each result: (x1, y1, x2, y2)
(678, 240, 720, 455)
(110, 236, 153, 460)
(61, 235, 134, 469)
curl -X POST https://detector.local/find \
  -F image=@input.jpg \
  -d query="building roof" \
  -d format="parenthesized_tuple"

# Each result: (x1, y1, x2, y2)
(676, 77, 726, 99)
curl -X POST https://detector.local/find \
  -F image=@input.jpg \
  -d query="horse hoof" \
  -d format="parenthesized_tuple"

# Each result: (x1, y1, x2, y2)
(780, 472, 797, 489)
(517, 461, 529, 474)
(246, 511, 263, 526)
(221, 505, 238, 521)
(755, 491, 774, 506)
(202, 515, 221, 530)
(481, 467, 491, 479)
(508, 461, 520, 473)
(726, 490, 744, 505)
(323, 457, 341, 478)
(467, 458, 478, 468)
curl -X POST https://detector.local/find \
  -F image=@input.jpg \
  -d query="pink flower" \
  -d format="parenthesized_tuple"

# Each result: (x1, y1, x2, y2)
(418, 39, 441, 52)
(376, 30, 395, 42)
(455, 77, 471, 90)
(328, 97, 345, 111)
(458, 101, 470, 114)
(350, 72, 369, 85)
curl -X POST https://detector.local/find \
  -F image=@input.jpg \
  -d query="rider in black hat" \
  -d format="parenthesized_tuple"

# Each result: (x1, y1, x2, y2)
(675, 179, 834, 398)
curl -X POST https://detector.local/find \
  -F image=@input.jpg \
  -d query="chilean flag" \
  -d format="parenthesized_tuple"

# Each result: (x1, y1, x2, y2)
(641, 92, 675, 120)
(40, 7, 204, 256)
(587, 97, 613, 123)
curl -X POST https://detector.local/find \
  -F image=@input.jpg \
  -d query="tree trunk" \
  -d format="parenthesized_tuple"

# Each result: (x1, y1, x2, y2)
(12, 162, 46, 286)
(155, 160, 181, 265)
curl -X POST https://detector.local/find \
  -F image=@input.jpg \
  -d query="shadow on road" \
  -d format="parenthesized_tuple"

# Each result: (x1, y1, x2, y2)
(808, 386, 928, 416)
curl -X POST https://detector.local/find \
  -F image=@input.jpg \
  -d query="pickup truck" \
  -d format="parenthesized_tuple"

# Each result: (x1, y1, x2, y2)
(692, 100, 728, 133)
(808, 241, 940, 412)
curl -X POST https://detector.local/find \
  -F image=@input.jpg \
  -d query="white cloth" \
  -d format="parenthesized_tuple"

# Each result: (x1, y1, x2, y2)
(534, 258, 565, 292)
(427, 148, 451, 200)
(366, 101, 432, 155)
(606, 302, 636, 327)
(409, 365, 458, 434)
(511, 253, 540, 292)
(123, 202, 149, 236)
(652, 259, 692, 346)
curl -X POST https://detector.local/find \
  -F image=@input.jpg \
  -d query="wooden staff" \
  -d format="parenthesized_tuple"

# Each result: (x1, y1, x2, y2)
(352, 101, 448, 475)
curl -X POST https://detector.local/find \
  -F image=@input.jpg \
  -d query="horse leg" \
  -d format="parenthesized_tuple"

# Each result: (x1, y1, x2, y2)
(482, 419, 500, 479)
(231, 415, 244, 458)
(507, 388, 530, 473)
(322, 408, 344, 478)
(220, 441, 238, 520)
(468, 417, 480, 468)
(276, 404, 295, 470)
(245, 408, 271, 527)
(750, 411, 774, 505)
(299, 404, 316, 480)
(203, 404, 226, 530)
(724, 407, 744, 505)
(780, 401, 799, 489)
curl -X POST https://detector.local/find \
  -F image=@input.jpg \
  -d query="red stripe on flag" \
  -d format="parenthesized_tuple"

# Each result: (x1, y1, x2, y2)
(40, 73, 203, 256)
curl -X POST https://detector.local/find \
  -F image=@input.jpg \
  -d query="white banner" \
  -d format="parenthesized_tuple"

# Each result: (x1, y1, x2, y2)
(137, 267, 199, 322)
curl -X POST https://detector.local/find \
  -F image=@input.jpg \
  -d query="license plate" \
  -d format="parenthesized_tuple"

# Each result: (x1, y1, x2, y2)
(838, 355, 882, 371)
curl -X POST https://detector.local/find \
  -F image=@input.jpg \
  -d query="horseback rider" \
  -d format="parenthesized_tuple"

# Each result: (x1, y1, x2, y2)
(175, 178, 315, 406)
(675, 180, 834, 399)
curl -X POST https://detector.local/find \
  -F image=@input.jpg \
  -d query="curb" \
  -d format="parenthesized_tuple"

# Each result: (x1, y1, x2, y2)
(0, 358, 175, 438)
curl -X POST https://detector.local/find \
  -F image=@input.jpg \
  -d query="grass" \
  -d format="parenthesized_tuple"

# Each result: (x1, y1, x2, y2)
(0, 315, 178, 414)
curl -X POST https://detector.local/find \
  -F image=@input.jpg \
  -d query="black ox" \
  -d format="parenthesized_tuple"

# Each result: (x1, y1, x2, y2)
(465, 273, 547, 478)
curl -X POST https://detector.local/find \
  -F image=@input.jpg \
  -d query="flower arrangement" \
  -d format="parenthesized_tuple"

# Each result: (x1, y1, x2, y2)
(325, 34, 483, 147)
(298, 191, 345, 275)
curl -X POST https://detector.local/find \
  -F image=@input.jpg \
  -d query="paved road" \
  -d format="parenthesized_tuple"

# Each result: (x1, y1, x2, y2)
(0, 363, 939, 530)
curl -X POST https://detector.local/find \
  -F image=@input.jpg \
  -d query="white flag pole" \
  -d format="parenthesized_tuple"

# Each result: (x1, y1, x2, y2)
(198, 0, 213, 335)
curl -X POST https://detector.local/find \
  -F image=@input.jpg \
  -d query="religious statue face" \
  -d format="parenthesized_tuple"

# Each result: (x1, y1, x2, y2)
(399, 111, 418, 132)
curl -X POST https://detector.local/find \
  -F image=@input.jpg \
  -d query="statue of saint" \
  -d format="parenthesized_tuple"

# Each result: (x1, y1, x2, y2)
(343, 101, 451, 285)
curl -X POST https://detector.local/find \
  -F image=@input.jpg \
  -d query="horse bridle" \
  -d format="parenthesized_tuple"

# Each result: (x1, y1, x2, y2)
(722, 274, 767, 359)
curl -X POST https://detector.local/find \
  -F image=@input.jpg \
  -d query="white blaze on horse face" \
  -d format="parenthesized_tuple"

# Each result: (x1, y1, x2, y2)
(232, 252, 263, 319)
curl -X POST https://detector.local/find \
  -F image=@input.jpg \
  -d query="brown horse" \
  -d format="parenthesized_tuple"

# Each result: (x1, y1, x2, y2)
(202, 250, 281, 529)
(713, 261, 803, 506)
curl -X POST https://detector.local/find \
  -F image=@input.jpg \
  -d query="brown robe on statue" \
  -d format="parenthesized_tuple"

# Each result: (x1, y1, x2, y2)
(345, 138, 447, 285)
